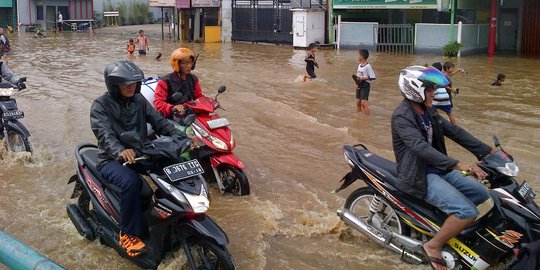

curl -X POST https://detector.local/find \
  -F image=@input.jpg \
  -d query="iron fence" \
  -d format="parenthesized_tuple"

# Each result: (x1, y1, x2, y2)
(374, 24, 414, 54)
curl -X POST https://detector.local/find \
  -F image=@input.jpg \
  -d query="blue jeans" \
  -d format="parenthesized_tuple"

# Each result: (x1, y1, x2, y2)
(425, 170, 490, 220)
(99, 160, 148, 237)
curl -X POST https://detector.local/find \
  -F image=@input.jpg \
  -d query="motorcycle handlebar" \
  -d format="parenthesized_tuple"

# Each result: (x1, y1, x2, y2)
(122, 156, 148, 166)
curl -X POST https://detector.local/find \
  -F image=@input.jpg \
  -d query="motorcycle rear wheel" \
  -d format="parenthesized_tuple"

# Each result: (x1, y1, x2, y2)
(4, 130, 32, 153)
(217, 164, 250, 196)
(344, 187, 409, 235)
(182, 238, 235, 270)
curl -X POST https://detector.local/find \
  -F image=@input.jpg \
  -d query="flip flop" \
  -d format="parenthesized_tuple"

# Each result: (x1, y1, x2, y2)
(417, 245, 447, 270)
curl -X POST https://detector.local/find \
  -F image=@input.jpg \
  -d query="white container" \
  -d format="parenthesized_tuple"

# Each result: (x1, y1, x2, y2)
(292, 9, 325, 48)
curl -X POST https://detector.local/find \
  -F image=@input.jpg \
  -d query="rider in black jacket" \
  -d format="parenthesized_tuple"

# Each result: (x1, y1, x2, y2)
(392, 66, 494, 270)
(90, 60, 185, 257)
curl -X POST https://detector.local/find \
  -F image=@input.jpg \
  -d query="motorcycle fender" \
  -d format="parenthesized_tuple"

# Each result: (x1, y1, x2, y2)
(7, 120, 30, 137)
(179, 215, 229, 246)
(210, 153, 245, 169)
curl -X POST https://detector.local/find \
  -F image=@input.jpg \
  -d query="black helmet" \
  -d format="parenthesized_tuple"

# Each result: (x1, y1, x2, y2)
(104, 60, 144, 98)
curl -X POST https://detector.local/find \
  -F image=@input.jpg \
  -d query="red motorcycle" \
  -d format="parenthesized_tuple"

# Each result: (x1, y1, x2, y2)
(141, 79, 250, 196)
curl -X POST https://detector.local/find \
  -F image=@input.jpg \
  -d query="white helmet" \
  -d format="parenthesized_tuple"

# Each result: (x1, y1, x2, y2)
(398, 66, 449, 103)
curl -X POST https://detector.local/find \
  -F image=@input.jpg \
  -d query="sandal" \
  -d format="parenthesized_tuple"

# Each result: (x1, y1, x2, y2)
(417, 245, 447, 270)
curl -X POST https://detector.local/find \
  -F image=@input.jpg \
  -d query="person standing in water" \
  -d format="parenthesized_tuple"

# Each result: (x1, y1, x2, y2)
(135, 30, 149, 55)
(353, 49, 376, 115)
(303, 43, 318, 81)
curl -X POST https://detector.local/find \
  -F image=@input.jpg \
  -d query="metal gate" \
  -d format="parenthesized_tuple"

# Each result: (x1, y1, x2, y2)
(232, 0, 293, 44)
(374, 24, 414, 54)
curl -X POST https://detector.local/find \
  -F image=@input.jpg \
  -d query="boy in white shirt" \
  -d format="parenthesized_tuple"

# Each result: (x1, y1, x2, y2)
(352, 49, 376, 115)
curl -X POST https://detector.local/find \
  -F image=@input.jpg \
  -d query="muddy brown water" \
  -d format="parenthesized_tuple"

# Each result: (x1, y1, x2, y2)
(0, 26, 539, 270)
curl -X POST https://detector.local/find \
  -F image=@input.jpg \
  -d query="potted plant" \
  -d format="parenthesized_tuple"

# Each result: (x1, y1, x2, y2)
(442, 41, 463, 57)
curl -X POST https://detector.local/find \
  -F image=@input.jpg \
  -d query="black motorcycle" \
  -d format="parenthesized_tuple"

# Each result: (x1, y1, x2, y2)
(67, 128, 235, 269)
(334, 136, 540, 270)
(0, 79, 32, 153)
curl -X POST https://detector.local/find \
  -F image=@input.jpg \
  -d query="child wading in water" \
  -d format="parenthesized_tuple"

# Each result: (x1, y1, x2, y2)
(303, 43, 319, 81)
(432, 61, 465, 125)
(127, 39, 136, 55)
(353, 49, 376, 115)
(491, 73, 505, 86)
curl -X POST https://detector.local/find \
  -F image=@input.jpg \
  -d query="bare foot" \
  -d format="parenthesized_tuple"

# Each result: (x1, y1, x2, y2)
(422, 243, 448, 270)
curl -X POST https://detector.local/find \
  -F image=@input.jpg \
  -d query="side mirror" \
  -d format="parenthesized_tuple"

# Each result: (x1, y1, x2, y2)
(120, 131, 143, 147)
(218, 86, 226, 93)
(493, 136, 501, 148)
(171, 92, 185, 104)
(182, 114, 196, 126)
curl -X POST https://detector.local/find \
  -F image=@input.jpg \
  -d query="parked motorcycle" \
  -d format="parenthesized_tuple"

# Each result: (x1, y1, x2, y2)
(141, 78, 250, 196)
(0, 79, 32, 153)
(334, 136, 540, 270)
(66, 129, 236, 269)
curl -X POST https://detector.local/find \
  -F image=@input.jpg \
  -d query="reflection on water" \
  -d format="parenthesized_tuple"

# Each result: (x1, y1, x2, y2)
(0, 26, 538, 270)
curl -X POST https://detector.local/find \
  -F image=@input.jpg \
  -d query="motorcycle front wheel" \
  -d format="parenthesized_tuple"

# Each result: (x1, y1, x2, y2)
(182, 238, 235, 270)
(217, 164, 250, 196)
(344, 187, 409, 235)
(4, 129, 33, 153)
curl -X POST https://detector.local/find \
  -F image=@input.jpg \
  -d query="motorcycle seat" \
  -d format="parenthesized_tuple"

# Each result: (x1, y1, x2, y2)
(80, 148, 153, 199)
(353, 148, 399, 186)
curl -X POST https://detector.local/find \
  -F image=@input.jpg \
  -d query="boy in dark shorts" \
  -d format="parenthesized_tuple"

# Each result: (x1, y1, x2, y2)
(353, 49, 376, 115)
(433, 61, 465, 124)
(303, 43, 318, 81)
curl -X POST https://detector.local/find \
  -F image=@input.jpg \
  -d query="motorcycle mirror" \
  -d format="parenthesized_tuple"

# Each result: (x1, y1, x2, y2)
(191, 54, 199, 70)
(171, 92, 185, 104)
(119, 131, 143, 147)
(182, 114, 196, 126)
(217, 86, 226, 93)
(493, 135, 501, 148)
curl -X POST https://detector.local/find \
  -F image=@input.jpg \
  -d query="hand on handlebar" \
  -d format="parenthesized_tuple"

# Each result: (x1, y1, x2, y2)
(120, 149, 137, 164)
(456, 162, 488, 180)
(188, 136, 199, 150)
(173, 104, 185, 115)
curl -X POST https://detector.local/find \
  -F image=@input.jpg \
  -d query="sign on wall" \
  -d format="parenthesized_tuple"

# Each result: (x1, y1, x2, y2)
(176, 0, 190, 8)
(191, 0, 220, 7)
(149, 0, 176, 7)
(0, 0, 12, 8)
(333, 0, 437, 9)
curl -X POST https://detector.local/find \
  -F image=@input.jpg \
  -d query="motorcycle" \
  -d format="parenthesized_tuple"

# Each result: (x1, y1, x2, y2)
(66, 127, 236, 270)
(0, 79, 32, 153)
(333, 136, 540, 270)
(141, 78, 250, 196)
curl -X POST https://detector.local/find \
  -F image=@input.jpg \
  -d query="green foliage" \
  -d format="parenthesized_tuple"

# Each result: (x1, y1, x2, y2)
(117, 2, 128, 25)
(102, 0, 152, 26)
(442, 41, 464, 57)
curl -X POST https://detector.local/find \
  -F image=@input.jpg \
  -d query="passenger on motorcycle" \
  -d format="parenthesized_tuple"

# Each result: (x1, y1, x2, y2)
(90, 60, 186, 257)
(0, 53, 25, 88)
(153, 48, 204, 118)
(392, 66, 495, 270)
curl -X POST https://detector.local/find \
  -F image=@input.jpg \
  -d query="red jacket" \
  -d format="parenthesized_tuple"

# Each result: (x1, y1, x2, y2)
(153, 73, 203, 118)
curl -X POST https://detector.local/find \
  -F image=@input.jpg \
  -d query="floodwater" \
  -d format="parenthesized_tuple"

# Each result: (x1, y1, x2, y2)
(1, 25, 539, 270)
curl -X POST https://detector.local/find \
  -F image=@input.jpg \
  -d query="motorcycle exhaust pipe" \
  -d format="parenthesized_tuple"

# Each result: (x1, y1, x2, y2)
(67, 204, 95, 241)
(337, 208, 425, 265)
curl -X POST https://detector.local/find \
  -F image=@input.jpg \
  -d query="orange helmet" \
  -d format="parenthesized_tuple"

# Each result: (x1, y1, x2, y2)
(170, 48, 195, 73)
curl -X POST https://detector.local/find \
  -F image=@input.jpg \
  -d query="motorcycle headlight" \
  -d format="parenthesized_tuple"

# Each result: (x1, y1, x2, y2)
(183, 185, 210, 213)
(158, 178, 190, 205)
(497, 162, 519, 177)
(210, 136, 229, 151)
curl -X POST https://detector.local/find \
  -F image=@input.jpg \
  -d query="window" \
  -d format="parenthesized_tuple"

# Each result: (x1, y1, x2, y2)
(36, 5, 43, 20)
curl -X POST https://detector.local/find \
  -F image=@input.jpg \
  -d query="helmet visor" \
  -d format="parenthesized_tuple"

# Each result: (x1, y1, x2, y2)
(119, 80, 140, 86)
(418, 68, 449, 89)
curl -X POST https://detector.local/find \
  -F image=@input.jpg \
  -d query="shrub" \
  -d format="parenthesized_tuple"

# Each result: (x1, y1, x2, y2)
(442, 41, 464, 57)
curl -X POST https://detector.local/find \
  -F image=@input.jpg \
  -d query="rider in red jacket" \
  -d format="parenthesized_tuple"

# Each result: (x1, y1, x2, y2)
(154, 48, 204, 118)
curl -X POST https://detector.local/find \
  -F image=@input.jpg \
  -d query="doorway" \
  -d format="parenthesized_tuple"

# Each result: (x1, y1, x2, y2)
(499, 8, 518, 51)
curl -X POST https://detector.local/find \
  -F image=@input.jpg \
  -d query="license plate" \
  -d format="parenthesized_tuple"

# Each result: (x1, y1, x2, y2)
(207, 118, 229, 129)
(518, 181, 536, 203)
(163, 160, 204, 182)
(2, 110, 24, 120)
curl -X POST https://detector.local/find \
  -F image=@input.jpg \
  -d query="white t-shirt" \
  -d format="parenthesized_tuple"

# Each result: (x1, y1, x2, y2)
(433, 88, 451, 106)
(58, 14, 63, 23)
(356, 63, 376, 84)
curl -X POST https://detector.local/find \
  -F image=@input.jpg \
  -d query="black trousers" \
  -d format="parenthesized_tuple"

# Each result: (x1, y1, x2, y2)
(99, 160, 147, 237)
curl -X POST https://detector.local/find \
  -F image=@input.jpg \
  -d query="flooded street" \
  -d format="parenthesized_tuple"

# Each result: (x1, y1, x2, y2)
(1, 25, 539, 270)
